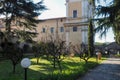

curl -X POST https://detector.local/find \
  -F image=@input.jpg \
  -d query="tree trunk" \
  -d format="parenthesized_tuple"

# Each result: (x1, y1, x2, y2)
(37, 57, 39, 64)
(57, 60, 62, 72)
(13, 63, 16, 73)
(53, 56, 56, 68)
(85, 59, 88, 64)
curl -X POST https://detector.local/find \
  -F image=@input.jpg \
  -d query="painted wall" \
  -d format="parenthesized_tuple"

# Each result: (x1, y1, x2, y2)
(35, 18, 66, 42)
(0, 0, 93, 46)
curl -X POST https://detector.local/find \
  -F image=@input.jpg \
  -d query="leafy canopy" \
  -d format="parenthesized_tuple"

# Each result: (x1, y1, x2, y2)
(0, 0, 46, 40)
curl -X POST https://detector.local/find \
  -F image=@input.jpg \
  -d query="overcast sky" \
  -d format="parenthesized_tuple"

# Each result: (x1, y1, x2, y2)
(38, 0, 66, 19)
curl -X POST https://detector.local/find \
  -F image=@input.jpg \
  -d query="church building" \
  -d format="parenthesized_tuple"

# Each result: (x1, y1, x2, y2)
(0, 0, 93, 46)
(36, 0, 93, 46)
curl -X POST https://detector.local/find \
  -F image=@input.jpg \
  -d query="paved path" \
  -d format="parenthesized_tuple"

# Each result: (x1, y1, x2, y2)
(77, 58, 120, 80)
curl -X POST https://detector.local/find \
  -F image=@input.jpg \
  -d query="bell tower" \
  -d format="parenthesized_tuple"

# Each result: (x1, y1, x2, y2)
(65, 0, 93, 21)
(66, 0, 82, 19)
(65, 0, 93, 45)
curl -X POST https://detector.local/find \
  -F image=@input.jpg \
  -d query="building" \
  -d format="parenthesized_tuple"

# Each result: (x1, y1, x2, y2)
(35, 17, 66, 42)
(36, 0, 93, 46)
(0, 0, 93, 47)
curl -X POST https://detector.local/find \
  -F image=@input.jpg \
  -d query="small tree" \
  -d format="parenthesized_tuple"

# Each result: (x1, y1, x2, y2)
(32, 42, 46, 64)
(32, 43, 39, 64)
(1, 41, 23, 73)
(73, 43, 90, 63)
(45, 37, 66, 71)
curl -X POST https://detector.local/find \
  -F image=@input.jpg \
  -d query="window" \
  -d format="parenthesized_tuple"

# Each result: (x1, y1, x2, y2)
(73, 10, 77, 18)
(73, 26, 77, 32)
(42, 28, 45, 33)
(60, 27, 64, 32)
(60, 19, 63, 22)
(51, 27, 54, 33)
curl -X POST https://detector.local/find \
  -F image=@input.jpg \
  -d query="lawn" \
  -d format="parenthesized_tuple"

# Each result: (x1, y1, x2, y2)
(0, 56, 105, 80)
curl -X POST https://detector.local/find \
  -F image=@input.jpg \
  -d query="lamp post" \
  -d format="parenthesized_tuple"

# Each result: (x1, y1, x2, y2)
(21, 58, 31, 80)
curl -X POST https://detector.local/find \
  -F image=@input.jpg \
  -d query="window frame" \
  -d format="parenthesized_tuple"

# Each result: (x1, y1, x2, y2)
(73, 10, 77, 18)
(50, 27, 54, 33)
(60, 27, 64, 32)
(42, 28, 46, 33)
(73, 26, 77, 32)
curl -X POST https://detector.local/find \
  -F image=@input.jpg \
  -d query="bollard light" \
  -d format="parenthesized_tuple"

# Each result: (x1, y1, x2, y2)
(21, 58, 31, 68)
(21, 58, 31, 80)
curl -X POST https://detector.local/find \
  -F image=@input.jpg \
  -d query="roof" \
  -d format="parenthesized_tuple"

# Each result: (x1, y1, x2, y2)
(105, 42, 120, 50)
(40, 17, 66, 20)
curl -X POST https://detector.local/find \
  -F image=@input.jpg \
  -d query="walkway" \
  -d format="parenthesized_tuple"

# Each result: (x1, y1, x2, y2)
(77, 58, 120, 80)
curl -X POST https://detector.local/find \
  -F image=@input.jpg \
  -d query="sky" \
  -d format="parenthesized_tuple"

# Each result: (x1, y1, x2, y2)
(38, 0, 66, 19)
(35, 0, 115, 43)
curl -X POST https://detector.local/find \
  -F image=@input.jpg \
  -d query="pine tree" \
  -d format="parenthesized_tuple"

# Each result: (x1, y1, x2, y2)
(96, 0, 120, 44)
(0, 0, 46, 73)
(0, 0, 46, 41)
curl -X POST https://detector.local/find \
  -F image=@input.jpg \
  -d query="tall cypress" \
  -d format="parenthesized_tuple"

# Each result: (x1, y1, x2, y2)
(88, 20, 94, 56)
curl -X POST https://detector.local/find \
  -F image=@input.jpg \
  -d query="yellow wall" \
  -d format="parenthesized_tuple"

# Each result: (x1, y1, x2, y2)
(35, 0, 86, 46)
(69, 26, 82, 45)
(68, 1, 82, 18)
(0, 0, 90, 46)
(35, 18, 66, 41)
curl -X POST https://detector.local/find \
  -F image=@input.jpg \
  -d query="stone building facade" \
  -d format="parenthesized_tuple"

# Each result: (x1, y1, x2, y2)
(36, 0, 93, 46)
(0, 0, 93, 46)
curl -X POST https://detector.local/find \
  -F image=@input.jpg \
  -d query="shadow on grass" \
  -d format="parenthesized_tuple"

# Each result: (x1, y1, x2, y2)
(30, 57, 99, 80)
(0, 57, 100, 80)
(0, 60, 48, 80)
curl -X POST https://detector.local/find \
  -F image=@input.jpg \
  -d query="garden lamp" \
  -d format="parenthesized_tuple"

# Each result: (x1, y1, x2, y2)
(21, 58, 31, 80)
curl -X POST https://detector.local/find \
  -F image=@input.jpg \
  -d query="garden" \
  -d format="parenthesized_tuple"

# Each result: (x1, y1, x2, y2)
(0, 32, 106, 80)
(0, 56, 104, 80)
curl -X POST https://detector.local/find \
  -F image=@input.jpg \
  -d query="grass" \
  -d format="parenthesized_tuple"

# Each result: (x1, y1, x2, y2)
(0, 56, 105, 80)
(114, 53, 120, 58)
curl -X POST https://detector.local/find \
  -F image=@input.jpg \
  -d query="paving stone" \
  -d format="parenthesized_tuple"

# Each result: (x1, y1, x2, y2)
(77, 58, 120, 80)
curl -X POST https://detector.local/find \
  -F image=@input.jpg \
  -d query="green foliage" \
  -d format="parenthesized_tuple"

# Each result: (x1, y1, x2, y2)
(1, 42, 23, 73)
(33, 39, 67, 71)
(95, 42, 103, 45)
(0, 0, 46, 41)
(115, 52, 120, 58)
(95, 0, 120, 44)
(114, 29, 120, 44)
(88, 20, 94, 56)
(32, 41, 47, 64)
(0, 57, 103, 80)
